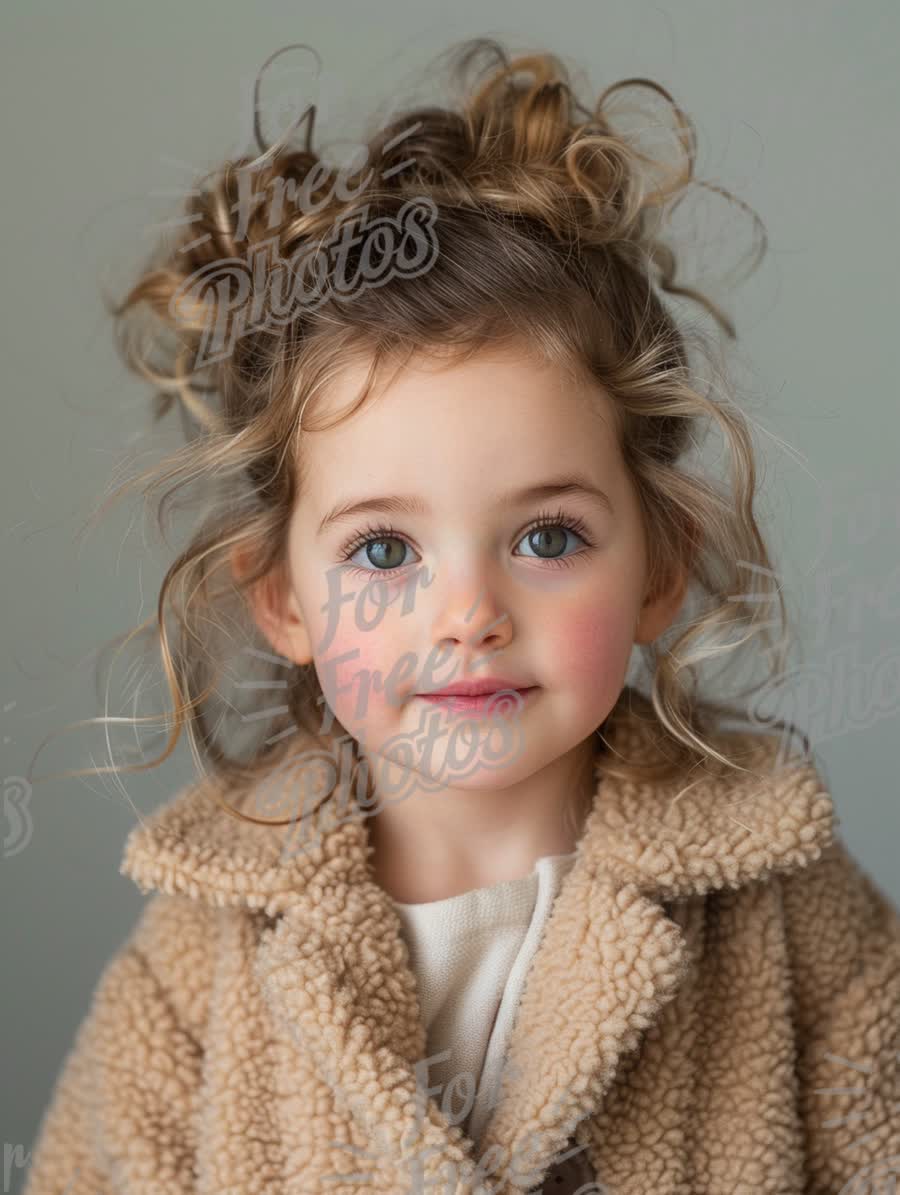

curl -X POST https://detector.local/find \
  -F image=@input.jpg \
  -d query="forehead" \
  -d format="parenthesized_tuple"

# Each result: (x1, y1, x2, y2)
(301, 347, 620, 495)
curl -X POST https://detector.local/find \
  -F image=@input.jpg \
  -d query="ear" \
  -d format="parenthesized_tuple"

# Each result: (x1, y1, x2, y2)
(631, 516, 693, 650)
(634, 558, 689, 647)
(634, 513, 699, 646)
(230, 546, 313, 666)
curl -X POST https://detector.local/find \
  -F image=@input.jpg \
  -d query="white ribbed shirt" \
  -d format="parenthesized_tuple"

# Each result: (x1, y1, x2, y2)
(390, 851, 578, 1152)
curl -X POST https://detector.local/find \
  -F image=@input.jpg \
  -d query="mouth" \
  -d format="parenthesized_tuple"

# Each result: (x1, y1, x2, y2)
(415, 686, 539, 718)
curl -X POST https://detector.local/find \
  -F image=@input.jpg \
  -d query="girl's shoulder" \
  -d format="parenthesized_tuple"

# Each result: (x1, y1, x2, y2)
(126, 887, 220, 1042)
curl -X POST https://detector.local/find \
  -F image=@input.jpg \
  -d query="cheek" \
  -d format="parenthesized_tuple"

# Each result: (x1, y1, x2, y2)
(549, 603, 636, 696)
(313, 620, 402, 725)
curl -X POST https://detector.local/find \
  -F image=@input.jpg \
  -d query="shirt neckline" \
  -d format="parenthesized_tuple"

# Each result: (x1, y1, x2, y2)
(390, 850, 578, 910)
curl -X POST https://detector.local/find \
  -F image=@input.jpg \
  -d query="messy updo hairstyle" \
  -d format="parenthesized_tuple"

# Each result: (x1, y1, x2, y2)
(33, 37, 810, 828)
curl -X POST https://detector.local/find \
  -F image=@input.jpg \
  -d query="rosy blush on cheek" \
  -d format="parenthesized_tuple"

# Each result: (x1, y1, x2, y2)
(314, 627, 398, 729)
(549, 606, 634, 700)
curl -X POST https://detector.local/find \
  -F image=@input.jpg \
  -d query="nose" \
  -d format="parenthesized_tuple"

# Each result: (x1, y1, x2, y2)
(429, 579, 513, 670)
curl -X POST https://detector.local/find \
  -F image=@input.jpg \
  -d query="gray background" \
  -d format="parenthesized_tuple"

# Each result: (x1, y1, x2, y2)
(2, 0, 898, 1181)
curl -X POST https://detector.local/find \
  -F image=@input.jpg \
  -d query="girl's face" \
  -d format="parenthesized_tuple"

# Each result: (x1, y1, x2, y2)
(254, 344, 683, 794)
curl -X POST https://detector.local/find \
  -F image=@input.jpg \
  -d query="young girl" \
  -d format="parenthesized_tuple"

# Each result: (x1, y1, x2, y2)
(24, 37, 899, 1195)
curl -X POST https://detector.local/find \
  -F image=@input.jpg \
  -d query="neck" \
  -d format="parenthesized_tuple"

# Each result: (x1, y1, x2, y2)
(366, 736, 599, 904)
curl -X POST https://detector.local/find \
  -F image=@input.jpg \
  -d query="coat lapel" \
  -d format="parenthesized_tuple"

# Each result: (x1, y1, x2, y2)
(120, 700, 836, 1193)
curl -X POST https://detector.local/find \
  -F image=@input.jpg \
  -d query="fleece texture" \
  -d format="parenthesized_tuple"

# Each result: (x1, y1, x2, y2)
(22, 704, 900, 1194)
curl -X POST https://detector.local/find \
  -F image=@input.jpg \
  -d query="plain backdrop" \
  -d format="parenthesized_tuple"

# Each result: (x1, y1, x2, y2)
(2, 0, 898, 1180)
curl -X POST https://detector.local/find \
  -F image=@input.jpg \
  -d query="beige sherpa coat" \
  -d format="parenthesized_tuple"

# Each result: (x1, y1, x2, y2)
(23, 709, 900, 1195)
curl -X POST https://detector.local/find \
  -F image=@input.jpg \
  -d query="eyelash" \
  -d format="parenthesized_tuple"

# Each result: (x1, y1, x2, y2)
(337, 506, 595, 577)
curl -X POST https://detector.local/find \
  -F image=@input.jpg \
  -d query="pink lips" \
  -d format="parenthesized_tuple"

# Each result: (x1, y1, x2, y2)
(416, 686, 538, 717)
(416, 676, 534, 697)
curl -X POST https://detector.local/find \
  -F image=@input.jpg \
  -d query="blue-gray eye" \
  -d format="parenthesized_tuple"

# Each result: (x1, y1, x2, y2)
(515, 512, 590, 561)
(356, 537, 410, 570)
(518, 525, 583, 559)
(340, 524, 420, 574)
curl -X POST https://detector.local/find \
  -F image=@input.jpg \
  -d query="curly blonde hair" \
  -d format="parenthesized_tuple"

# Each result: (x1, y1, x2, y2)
(33, 37, 808, 829)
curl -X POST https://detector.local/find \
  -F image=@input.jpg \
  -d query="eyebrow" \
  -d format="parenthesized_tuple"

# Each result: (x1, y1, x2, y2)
(316, 472, 614, 536)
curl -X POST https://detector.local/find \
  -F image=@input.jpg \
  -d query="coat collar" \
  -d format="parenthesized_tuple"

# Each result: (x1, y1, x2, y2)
(120, 696, 835, 913)
(119, 700, 836, 1193)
